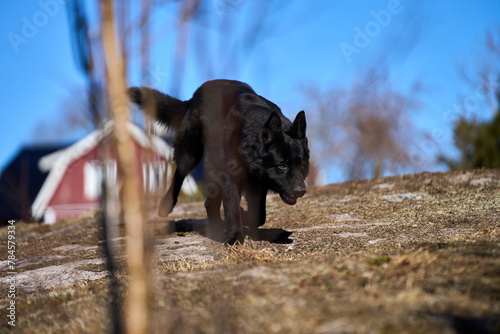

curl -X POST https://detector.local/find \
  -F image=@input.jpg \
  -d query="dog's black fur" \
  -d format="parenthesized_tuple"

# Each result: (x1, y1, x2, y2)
(129, 80, 309, 244)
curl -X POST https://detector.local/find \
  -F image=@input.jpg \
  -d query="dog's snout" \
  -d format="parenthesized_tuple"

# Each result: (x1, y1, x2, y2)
(294, 186, 306, 198)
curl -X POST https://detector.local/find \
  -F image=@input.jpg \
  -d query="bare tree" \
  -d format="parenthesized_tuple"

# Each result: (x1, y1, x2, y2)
(304, 68, 424, 180)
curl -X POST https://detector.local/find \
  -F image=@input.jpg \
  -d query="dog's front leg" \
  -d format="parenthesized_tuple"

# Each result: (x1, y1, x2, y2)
(204, 184, 225, 242)
(242, 186, 267, 239)
(222, 180, 244, 244)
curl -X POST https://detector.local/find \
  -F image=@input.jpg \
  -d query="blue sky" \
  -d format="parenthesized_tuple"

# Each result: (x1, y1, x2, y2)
(1, 0, 499, 184)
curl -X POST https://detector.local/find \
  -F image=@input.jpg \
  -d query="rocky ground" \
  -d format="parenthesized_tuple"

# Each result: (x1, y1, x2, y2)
(0, 169, 499, 333)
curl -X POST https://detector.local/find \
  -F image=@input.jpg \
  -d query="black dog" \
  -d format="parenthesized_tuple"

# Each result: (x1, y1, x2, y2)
(129, 80, 309, 243)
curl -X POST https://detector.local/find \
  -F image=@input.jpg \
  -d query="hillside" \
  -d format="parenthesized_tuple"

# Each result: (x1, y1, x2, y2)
(1, 169, 499, 333)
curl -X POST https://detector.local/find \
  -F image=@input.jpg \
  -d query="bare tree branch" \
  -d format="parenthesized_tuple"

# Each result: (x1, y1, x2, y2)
(101, 1, 151, 333)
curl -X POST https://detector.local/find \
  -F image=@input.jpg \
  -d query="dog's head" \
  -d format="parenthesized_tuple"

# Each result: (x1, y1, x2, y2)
(260, 110, 310, 205)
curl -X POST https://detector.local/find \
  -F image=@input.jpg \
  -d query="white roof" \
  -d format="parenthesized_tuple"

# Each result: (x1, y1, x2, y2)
(31, 122, 195, 220)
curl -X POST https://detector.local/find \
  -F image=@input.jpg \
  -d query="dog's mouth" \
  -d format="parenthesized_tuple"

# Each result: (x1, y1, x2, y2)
(280, 193, 298, 205)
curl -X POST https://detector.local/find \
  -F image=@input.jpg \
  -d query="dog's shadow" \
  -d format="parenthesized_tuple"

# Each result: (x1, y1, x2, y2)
(166, 219, 293, 244)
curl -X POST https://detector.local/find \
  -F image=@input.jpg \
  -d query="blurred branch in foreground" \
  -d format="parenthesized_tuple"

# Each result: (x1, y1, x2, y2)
(67, 0, 107, 130)
(101, 1, 151, 333)
(66, 1, 124, 333)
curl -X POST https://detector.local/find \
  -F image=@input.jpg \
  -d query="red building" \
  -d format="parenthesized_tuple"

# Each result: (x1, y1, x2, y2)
(30, 122, 197, 224)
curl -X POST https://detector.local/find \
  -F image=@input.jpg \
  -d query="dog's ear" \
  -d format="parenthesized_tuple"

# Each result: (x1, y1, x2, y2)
(262, 112, 282, 143)
(292, 110, 306, 139)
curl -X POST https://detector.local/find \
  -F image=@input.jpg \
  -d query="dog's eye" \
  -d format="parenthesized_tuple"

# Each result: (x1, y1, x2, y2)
(278, 163, 287, 170)
(300, 164, 305, 170)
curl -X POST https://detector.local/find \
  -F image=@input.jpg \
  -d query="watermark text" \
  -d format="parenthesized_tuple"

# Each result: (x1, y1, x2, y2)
(6, 220, 16, 327)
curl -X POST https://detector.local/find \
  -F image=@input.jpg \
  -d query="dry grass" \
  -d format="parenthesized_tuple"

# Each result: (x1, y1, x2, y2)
(223, 238, 291, 264)
(154, 255, 214, 274)
(153, 238, 295, 275)
(1, 169, 499, 333)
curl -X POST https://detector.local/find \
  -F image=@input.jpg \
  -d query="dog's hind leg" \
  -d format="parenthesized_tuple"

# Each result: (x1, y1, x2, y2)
(158, 127, 203, 217)
(158, 169, 185, 217)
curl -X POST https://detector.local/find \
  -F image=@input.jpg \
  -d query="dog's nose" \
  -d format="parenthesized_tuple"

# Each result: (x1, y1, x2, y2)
(294, 186, 306, 198)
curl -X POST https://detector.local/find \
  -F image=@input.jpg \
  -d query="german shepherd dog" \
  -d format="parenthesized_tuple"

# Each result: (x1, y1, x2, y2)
(129, 80, 309, 244)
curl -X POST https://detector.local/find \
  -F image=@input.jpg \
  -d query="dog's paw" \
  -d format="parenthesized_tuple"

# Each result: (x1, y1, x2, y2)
(225, 226, 245, 245)
(158, 194, 175, 217)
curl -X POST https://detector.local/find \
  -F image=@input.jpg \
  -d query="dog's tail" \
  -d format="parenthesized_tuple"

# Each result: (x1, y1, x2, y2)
(128, 87, 187, 131)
